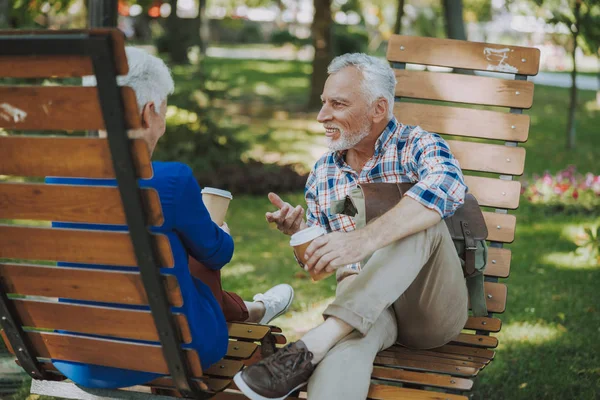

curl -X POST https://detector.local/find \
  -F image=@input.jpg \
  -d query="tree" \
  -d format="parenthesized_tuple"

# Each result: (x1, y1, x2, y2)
(538, 0, 600, 148)
(441, 0, 467, 40)
(578, 2, 600, 105)
(308, 0, 333, 110)
(0, 0, 9, 28)
(393, 0, 405, 35)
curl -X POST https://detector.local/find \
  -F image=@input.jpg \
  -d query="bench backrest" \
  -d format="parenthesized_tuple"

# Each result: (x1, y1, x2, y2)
(0, 29, 207, 396)
(387, 35, 540, 339)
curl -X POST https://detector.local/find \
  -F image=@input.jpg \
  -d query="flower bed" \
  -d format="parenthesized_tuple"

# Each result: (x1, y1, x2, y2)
(521, 166, 600, 212)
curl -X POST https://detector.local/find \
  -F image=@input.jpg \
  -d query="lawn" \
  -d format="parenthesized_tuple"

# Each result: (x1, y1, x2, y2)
(4, 56, 600, 400)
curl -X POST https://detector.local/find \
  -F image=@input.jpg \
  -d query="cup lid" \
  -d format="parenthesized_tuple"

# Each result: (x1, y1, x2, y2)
(289, 225, 326, 246)
(201, 187, 233, 199)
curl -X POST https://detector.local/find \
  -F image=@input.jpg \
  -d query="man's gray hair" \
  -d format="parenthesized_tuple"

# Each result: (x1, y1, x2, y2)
(83, 47, 174, 113)
(328, 53, 397, 118)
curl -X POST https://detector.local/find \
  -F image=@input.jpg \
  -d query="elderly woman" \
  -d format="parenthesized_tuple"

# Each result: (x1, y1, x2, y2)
(46, 47, 294, 389)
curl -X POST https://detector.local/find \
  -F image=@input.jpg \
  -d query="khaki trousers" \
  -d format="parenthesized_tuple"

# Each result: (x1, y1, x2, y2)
(307, 221, 468, 400)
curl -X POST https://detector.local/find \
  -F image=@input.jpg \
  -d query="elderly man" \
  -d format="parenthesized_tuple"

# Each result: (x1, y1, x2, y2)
(234, 53, 469, 399)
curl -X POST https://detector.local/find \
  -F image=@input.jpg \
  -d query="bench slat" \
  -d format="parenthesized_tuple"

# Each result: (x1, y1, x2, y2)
(395, 103, 530, 142)
(0, 263, 183, 306)
(4, 330, 203, 377)
(427, 344, 495, 360)
(0, 225, 173, 267)
(464, 176, 521, 210)
(374, 356, 478, 377)
(383, 346, 490, 364)
(10, 298, 191, 343)
(479, 282, 507, 314)
(0, 86, 140, 130)
(0, 29, 128, 78)
(387, 35, 541, 76)
(227, 323, 271, 342)
(0, 137, 152, 179)
(226, 341, 258, 359)
(371, 366, 474, 391)
(451, 333, 499, 349)
(448, 140, 526, 176)
(376, 350, 485, 369)
(368, 383, 468, 400)
(485, 247, 511, 278)
(464, 317, 502, 333)
(204, 359, 244, 378)
(483, 212, 516, 243)
(0, 183, 163, 226)
(395, 70, 534, 109)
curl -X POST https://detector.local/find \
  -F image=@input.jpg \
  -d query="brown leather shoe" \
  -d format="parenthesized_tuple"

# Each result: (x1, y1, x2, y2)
(233, 341, 315, 400)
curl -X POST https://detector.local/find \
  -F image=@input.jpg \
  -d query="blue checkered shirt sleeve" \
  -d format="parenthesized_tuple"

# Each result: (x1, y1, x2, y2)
(403, 130, 467, 218)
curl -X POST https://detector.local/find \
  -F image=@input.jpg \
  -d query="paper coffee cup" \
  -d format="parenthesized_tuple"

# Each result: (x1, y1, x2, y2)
(201, 187, 233, 226)
(290, 226, 333, 281)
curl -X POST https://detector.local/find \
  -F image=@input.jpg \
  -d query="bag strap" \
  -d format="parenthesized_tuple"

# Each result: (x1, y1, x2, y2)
(467, 272, 488, 317)
(460, 220, 477, 276)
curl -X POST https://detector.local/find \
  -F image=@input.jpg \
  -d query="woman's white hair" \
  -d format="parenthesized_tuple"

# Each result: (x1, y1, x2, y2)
(83, 47, 174, 113)
(327, 53, 397, 118)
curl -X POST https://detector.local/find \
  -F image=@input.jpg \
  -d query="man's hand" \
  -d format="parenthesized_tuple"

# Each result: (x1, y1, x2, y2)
(219, 222, 231, 235)
(265, 192, 307, 235)
(304, 230, 376, 274)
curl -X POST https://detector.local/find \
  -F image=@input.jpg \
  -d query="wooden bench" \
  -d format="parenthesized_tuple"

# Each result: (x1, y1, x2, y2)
(362, 35, 540, 399)
(0, 29, 286, 399)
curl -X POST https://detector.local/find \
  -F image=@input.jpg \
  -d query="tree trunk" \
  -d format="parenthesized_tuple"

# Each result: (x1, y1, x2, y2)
(566, 0, 581, 150)
(596, 55, 600, 108)
(167, 0, 189, 64)
(308, 0, 333, 110)
(393, 0, 405, 35)
(0, 0, 9, 28)
(198, 0, 208, 55)
(442, 0, 467, 40)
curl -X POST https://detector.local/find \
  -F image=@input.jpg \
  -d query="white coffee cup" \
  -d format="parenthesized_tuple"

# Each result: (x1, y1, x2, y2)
(290, 226, 332, 281)
(201, 187, 233, 226)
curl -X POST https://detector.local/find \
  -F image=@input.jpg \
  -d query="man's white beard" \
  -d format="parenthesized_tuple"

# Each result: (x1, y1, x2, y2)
(326, 120, 371, 152)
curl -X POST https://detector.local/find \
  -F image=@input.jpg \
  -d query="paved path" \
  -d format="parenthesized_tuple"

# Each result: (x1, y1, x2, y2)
(0, 354, 27, 396)
(206, 46, 599, 91)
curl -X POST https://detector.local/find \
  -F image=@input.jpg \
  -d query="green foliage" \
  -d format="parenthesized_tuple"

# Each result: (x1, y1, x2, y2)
(332, 24, 369, 55)
(574, 225, 600, 264)
(238, 23, 263, 44)
(7, 0, 75, 28)
(271, 29, 310, 48)
(153, 64, 248, 174)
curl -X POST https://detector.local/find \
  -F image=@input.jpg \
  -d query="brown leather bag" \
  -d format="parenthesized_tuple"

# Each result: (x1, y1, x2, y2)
(356, 182, 488, 277)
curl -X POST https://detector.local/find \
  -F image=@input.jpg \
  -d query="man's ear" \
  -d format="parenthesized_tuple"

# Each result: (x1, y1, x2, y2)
(372, 98, 388, 123)
(141, 102, 155, 129)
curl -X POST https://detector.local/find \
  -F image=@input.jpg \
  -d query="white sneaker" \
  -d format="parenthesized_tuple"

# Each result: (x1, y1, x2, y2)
(253, 284, 294, 325)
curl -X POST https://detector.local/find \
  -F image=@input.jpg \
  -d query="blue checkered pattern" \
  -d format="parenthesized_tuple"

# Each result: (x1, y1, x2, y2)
(304, 118, 467, 272)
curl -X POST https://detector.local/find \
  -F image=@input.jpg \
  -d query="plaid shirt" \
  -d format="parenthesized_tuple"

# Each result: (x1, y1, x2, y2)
(304, 118, 467, 273)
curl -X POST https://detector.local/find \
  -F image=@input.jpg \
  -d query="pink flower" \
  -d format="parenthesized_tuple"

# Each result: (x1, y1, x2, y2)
(542, 173, 553, 185)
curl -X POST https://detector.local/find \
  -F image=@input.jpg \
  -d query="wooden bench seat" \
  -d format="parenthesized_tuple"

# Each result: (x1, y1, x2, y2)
(359, 34, 540, 399)
(0, 29, 286, 399)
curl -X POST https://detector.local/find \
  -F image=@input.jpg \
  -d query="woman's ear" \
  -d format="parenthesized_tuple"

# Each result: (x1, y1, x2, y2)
(141, 102, 156, 129)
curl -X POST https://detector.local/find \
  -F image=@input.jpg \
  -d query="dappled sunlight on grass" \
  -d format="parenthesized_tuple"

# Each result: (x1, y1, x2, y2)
(541, 252, 599, 270)
(220, 263, 256, 278)
(497, 321, 565, 346)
